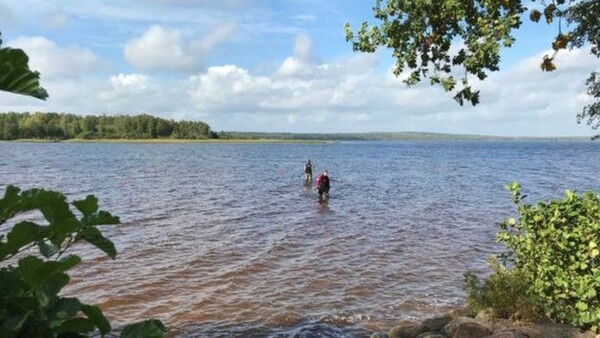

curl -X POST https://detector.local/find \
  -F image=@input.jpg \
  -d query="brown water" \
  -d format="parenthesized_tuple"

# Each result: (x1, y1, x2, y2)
(1, 141, 599, 337)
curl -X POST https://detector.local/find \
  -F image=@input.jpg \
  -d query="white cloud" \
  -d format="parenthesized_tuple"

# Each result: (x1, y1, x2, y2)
(1, 31, 597, 136)
(124, 23, 235, 72)
(187, 65, 274, 111)
(180, 45, 599, 135)
(110, 73, 149, 88)
(276, 33, 317, 78)
(293, 33, 312, 61)
(8, 36, 104, 79)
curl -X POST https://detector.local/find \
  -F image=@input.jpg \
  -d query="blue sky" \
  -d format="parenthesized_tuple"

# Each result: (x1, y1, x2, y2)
(0, 0, 598, 136)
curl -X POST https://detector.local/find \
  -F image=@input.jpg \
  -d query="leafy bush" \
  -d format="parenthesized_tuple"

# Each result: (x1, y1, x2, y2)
(464, 258, 538, 320)
(0, 185, 167, 337)
(496, 182, 600, 331)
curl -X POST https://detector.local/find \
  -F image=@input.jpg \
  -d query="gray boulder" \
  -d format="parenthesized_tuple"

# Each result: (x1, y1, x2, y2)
(416, 333, 447, 338)
(370, 332, 389, 338)
(442, 317, 492, 338)
(389, 323, 428, 338)
(485, 330, 529, 338)
(517, 324, 596, 338)
(422, 316, 453, 332)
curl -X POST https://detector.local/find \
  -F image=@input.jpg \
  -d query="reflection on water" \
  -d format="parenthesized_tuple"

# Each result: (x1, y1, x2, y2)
(1, 141, 599, 337)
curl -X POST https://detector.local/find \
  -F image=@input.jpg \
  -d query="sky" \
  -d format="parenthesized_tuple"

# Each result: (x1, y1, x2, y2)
(0, 0, 598, 137)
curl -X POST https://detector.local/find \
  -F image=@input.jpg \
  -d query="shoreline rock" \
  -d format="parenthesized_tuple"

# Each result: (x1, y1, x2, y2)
(371, 310, 599, 338)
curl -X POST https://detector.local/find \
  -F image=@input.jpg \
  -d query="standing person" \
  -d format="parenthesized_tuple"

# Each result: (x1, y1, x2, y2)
(316, 170, 330, 202)
(304, 159, 313, 185)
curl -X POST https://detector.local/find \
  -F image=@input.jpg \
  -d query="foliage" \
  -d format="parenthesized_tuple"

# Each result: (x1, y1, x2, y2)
(0, 32, 48, 100)
(0, 112, 214, 140)
(0, 185, 167, 337)
(345, 0, 599, 130)
(497, 182, 600, 331)
(464, 259, 538, 321)
(577, 72, 600, 140)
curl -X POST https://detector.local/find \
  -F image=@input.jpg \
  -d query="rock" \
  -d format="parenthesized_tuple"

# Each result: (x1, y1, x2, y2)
(475, 310, 494, 323)
(516, 324, 595, 338)
(422, 316, 453, 332)
(486, 318, 519, 333)
(442, 317, 492, 338)
(443, 307, 470, 320)
(416, 333, 447, 338)
(370, 333, 389, 338)
(486, 330, 529, 338)
(389, 323, 428, 338)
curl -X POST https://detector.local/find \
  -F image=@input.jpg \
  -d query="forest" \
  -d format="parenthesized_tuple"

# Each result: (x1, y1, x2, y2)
(0, 112, 215, 140)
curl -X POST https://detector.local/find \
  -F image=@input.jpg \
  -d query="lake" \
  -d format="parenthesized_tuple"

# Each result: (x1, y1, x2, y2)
(1, 141, 599, 337)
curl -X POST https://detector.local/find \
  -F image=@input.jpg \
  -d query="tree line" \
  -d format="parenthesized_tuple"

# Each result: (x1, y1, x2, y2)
(0, 112, 216, 140)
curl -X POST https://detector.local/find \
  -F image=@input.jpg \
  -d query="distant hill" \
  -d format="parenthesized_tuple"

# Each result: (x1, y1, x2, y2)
(1, 111, 592, 142)
(217, 131, 592, 142)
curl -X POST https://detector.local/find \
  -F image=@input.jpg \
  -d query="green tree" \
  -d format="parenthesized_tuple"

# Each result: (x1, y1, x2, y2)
(0, 32, 48, 100)
(464, 183, 600, 332)
(0, 186, 168, 337)
(499, 183, 599, 330)
(0, 32, 167, 337)
(345, 0, 599, 134)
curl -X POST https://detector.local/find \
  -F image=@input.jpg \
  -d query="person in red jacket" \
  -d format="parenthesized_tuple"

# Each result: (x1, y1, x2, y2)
(316, 170, 330, 202)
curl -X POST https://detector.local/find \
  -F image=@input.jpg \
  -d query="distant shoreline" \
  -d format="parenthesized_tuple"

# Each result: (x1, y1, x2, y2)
(5, 138, 334, 144)
(1, 131, 596, 144)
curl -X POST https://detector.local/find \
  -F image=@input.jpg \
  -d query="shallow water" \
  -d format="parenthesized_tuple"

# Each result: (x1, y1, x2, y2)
(1, 141, 599, 337)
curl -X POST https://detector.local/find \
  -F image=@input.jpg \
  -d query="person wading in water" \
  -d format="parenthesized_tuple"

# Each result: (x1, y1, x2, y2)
(316, 170, 330, 203)
(304, 159, 313, 185)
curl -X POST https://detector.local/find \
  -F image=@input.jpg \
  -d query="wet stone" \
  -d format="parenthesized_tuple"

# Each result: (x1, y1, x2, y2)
(370, 333, 389, 338)
(421, 316, 453, 332)
(442, 317, 492, 338)
(389, 323, 428, 338)
(416, 333, 447, 338)
(486, 331, 529, 338)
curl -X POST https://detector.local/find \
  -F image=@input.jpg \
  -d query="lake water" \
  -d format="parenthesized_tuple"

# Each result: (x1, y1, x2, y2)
(1, 141, 599, 337)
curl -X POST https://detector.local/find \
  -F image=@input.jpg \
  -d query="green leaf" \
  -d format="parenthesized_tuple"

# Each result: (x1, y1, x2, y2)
(0, 185, 21, 223)
(50, 218, 80, 236)
(17, 255, 78, 291)
(56, 255, 82, 272)
(82, 211, 120, 226)
(120, 319, 167, 338)
(73, 195, 98, 217)
(17, 256, 44, 289)
(82, 305, 111, 336)
(576, 301, 588, 311)
(0, 46, 48, 100)
(36, 255, 81, 280)
(0, 312, 30, 334)
(55, 318, 96, 334)
(36, 273, 70, 307)
(40, 201, 76, 226)
(38, 241, 60, 258)
(19, 189, 70, 219)
(48, 298, 82, 328)
(79, 227, 117, 259)
(1, 221, 43, 258)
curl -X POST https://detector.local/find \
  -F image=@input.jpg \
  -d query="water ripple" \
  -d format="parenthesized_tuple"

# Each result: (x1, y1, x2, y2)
(1, 141, 599, 337)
